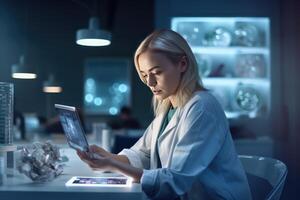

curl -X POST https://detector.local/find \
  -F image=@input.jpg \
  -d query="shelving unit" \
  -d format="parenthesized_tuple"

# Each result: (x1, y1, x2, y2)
(192, 47, 269, 55)
(172, 17, 270, 119)
(202, 78, 269, 86)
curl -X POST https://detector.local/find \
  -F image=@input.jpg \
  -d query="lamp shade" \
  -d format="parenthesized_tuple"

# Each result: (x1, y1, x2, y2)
(43, 74, 62, 93)
(11, 56, 37, 79)
(76, 17, 111, 46)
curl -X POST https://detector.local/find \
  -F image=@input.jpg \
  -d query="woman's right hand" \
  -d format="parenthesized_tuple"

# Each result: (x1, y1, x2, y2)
(88, 145, 112, 158)
(77, 145, 142, 183)
(76, 145, 114, 172)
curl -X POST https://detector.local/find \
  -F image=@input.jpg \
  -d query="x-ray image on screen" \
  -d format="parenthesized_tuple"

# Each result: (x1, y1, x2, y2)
(56, 106, 89, 152)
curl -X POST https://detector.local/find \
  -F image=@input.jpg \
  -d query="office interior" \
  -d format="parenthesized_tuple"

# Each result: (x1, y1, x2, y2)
(0, 0, 299, 199)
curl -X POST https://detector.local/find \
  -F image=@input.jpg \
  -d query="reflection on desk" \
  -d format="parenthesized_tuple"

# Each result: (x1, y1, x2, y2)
(0, 148, 144, 200)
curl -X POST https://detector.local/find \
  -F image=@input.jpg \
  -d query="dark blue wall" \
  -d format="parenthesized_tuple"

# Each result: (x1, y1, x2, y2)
(0, 0, 154, 127)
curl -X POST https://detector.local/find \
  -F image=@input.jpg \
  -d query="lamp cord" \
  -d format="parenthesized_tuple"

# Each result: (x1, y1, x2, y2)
(70, 0, 92, 16)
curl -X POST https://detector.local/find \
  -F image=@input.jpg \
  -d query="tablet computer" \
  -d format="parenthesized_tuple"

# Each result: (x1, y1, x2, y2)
(65, 176, 132, 187)
(55, 104, 89, 152)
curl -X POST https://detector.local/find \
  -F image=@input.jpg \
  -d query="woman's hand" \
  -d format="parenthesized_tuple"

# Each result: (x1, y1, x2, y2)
(76, 145, 114, 172)
(77, 144, 143, 183)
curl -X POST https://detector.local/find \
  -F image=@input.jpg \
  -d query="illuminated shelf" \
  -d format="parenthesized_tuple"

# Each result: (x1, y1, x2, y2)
(172, 17, 269, 24)
(172, 17, 271, 119)
(203, 78, 270, 87)
(225, 111, 260, 119)
(192, 47, 269, 55)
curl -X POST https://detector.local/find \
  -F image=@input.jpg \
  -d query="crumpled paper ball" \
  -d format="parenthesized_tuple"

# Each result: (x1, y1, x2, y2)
(17, 141, 66, 182)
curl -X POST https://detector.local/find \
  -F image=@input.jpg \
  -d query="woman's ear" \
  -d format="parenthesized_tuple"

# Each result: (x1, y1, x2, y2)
(179, 56, 188, 73)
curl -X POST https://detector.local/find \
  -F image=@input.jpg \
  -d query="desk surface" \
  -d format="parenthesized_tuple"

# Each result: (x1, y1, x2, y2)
(0, 148, 144, 200)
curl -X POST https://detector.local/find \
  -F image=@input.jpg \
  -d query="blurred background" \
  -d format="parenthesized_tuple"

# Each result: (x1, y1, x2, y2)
(0, 0, 299, 199)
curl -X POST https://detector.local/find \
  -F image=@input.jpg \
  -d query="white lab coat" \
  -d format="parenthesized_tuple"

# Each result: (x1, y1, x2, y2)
(119, 91, 252, 200)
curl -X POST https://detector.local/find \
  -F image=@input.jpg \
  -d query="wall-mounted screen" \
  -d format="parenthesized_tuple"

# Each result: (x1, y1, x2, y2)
(84, 58, 131, 115)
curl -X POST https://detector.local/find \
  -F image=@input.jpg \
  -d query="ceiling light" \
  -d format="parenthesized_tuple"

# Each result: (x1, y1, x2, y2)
(11, 55, 37, 79)
(43, 74, 62, 93)
(76, 17, 111, 46)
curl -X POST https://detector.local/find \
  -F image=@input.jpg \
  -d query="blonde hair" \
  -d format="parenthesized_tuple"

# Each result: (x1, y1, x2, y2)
(134, 29, 204, 116)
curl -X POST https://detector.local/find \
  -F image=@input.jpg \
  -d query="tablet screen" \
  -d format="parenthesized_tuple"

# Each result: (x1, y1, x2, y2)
(55, 104, 89, 152)
(65, 176, 132, 187)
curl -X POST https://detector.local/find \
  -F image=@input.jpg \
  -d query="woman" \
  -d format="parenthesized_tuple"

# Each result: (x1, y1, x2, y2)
(77, 29, 252, 200)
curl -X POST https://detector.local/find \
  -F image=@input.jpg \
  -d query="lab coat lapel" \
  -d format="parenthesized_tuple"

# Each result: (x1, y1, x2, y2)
(155, 109, 180, 168)
(150, 113, 165, 169)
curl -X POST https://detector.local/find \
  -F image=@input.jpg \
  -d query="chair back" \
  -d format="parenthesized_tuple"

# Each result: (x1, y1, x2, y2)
(111, 129, 144, 154)
(239, 155, 287, 200)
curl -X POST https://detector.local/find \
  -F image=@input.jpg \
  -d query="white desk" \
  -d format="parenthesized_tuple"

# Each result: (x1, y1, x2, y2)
(0, 148, 145, 200)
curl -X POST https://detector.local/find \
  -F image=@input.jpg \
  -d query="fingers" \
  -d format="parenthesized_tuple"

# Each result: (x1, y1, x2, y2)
(76, 150, 83, 159)
(89, 145, 111, 158)
(77, 150, 101, 167)
(77, 149, 110, 171)
(89, 145, 102, 153)
(77, 150, 93, 164)
(89, 162, 100, 169)
(78, 154, 97, 167)
(85, 159, 106, 170)
(77, 150, 87, 159)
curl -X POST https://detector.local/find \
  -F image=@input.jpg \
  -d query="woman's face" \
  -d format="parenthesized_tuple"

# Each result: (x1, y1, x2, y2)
(138, 50, 187, 106)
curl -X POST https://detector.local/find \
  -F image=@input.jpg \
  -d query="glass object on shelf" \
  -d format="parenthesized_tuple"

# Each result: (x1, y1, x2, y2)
(209, 63, 226, 77)
(235, 54, 266, 78)
(84, 58, 131, 115)
(194, 53, 212, 77)
(176, 22, 202, 46)
(202, 27, 232, 47)
(235, 83, 261, 112)
(233, 22, 259, 47)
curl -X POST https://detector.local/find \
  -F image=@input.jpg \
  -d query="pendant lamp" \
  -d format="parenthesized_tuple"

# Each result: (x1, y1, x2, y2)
(76, 17, 111, 46)
(11, 55, 37, 79)
(43, 74, 62, 93)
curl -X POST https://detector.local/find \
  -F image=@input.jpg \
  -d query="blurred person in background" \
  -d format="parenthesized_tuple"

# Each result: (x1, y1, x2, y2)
(108, 106, 141, 130)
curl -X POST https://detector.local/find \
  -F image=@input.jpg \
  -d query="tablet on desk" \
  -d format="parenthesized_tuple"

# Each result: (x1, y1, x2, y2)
(55, 104, 89, 152)
(65, 176, 132, 187)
